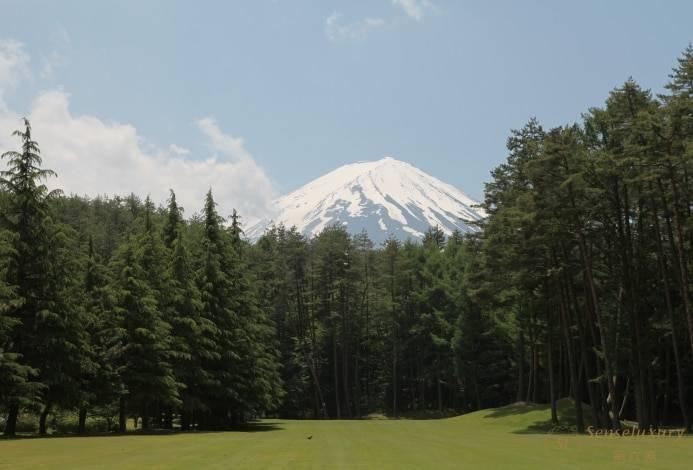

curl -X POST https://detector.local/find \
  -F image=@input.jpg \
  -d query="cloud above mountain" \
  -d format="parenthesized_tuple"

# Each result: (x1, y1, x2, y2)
(325, 0, 436, 42)
(325, 13, 387, 42)
(392, 0, 435, 22)
(0, 39, 31, 108)
(0, 39, 275, 221)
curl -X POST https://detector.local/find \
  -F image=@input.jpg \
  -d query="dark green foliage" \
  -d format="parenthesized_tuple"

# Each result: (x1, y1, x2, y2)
(0, 119, 82, 435)
(0, 229, 40, 427)
(163, 191, 208, 424)
(473, 47, 693, 432)
(110, 206, 180, 428)
(248, 224, 513, 418)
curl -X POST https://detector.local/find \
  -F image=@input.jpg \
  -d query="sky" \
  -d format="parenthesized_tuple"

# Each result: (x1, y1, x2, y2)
(0, 0, 691, 222)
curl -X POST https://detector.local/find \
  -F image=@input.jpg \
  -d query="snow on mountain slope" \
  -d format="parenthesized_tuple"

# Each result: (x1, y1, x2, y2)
(246, 156, 485, 243)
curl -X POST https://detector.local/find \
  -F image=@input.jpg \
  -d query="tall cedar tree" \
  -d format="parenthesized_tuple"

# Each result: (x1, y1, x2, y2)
(111, 201, 180, 431)
(0, 119, 85, 436)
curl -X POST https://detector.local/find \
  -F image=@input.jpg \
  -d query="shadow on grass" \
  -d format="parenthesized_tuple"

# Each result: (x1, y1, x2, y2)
(230, 422, 285, 433)
(363, 410, 462, 420)
(0, 421, 285, 441)
(483, 399, 594, 434)
(405, 410, 463, 420)
(483, 401, 549, 419)
(487, 403, 693, 436)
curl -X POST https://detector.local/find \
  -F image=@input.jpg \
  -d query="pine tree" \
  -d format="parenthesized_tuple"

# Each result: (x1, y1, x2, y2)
(111, 210, 179, 431)
(77, 237, 120, 433)
(195, 190, 244, 427)
(227, 212, 284, 420)
(252, 226, 322, 417)
(0, 229, 41, 435)
(381, 237, 401, 416)
(162, 190, 210, 429)
(0, 118, 84, 436)
(36, 222, 89, 435)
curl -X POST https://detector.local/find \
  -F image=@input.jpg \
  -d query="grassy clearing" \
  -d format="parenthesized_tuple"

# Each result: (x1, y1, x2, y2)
(1, 400, 691, 469)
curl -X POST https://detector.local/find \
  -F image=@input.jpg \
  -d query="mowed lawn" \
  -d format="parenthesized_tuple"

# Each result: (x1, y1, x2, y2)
(2, 401, 692, 469)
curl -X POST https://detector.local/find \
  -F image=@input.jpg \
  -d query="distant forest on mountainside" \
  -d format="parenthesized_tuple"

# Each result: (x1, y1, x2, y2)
(1, 46, 693, 436)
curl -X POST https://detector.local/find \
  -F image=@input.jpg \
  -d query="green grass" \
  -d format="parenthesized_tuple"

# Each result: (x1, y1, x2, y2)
(2, 400, 691, 469)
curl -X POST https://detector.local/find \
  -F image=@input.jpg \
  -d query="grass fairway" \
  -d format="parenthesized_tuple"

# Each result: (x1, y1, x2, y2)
(2, 401, 691, 469)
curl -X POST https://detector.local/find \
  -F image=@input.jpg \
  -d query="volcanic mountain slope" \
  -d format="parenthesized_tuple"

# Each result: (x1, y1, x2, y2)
(246, 157, 485, 244)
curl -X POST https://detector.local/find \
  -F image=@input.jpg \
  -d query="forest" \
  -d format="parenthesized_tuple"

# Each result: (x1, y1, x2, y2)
(1, 46, 692, 437)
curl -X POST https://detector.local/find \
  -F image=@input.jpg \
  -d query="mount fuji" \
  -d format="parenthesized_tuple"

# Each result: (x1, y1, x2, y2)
(246, 157, 485, 243)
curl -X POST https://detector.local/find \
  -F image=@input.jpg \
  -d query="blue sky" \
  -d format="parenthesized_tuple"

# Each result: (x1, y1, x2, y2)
(0, 0, 691, 219)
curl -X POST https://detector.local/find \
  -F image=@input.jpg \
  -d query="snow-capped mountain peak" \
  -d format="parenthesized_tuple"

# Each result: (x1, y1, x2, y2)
(246, 156, 485, 243)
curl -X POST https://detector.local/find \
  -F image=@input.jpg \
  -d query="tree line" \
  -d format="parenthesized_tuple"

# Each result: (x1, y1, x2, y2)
(1, 46, 692, 436)
(478, 46, 693, 432)
(0, 121, 282, 435)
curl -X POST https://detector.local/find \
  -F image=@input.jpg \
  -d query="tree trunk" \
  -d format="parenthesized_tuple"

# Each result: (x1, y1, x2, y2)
(308, 351, 327, 418)
(516, 327, 525, 402)
(119, 396, 127, 433)
(78, 408, 87, 434)
(525, 345, 533, 403)
(651, 189, 691, 431)
(473, 371, 482, 411)
(353, 346, 361, 417)
(576, 230, 620, 430)
(554, 255, 584, 433)
(613, 181, 648, 430)
(164, 408, 173, 430)
(647, 366, 657, 427)
(39, 403, 51, 436)
(392, 340, 398, 417)
(532, 347, 539, 403)
(342, 325, 351, 418)
(181, 409, 190, 431)
(4, 404, 19, 437)
(410, 362, 418, 410)
(558, 342, 565, 398)
(564, 263, 603, 428)
(332, 333, 341, 419)
(141, 403, 150, 430)
(437, 351, 443, 412)
(662, 348, 671, 426)
(566, 182, 620, 430)
(547, 305, 558, 425)
(663, 169, 693, 357)
(619, 378, 630, 419)
(364, 274, 371, 412)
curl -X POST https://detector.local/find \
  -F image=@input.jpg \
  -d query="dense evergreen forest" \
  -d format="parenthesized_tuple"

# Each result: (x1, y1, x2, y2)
(1, 46, 692, 436)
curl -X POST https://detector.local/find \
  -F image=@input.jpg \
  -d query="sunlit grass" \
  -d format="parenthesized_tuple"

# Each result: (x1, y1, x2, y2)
(2, 400, 691, 469)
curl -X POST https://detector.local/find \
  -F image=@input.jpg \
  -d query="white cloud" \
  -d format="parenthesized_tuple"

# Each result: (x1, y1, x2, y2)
(0, 40, 31, 109)
(325, 1, 436, 42)
(196, 117, 253, 163)
(0, 90, 276, 223)
(0, 38, 276, 225)
(55, 25, 72, 47)
(392, 0, 435, 22)
(40, 26, 72, 81)
(40, 51, 63, 80)
(325, 12, 387, 42)
(168, 143, 191, 156)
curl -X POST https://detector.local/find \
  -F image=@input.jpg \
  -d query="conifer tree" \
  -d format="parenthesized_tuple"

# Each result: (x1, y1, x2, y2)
(111, 209, 179, 431)
(0, 230, 40, 436)
(381, 237, 401, 417)
(162, 190, 210, 429)
(0, 118, 84, 436)
(228, 212, 283, 419)
(195, 190, 244, 427)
